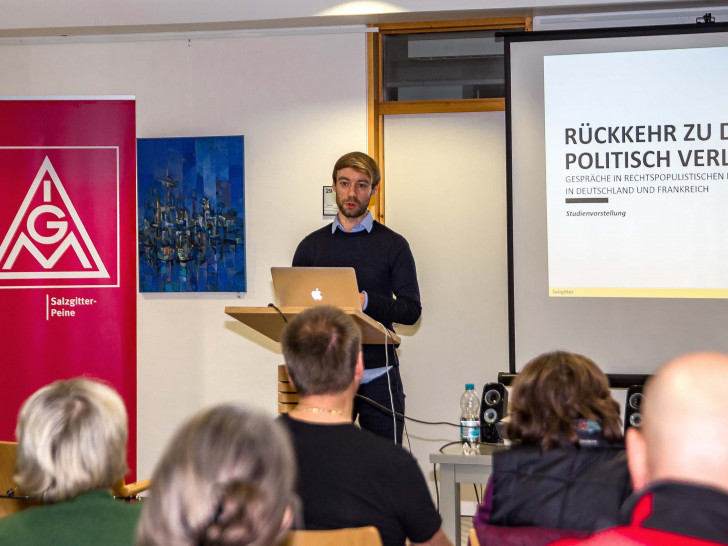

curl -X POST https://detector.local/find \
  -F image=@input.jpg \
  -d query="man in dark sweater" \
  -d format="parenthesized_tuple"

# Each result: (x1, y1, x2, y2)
(292, 151, 421, 444)
(279, 305, 450, 546)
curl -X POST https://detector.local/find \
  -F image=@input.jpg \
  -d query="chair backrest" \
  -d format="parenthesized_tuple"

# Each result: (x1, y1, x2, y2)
(469, 527, 481, 546)
(474, 523, 591, 545)
(0, 440, 148, 512)
(112, 478, 151, 499)
(0, 441, 36, 518)
(283, 526, 382, 546)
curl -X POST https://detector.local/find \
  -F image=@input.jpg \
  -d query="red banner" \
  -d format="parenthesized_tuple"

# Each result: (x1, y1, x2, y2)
(0, 99, 137, 478)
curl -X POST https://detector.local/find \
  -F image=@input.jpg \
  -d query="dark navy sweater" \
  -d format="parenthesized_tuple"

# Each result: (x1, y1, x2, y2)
(292, 221, 421, 369)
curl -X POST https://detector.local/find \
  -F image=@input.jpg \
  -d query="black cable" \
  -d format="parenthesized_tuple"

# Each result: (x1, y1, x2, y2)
(438, 441, 462, 453)
(404, 417, 413, 453)
(390, 348, 412, 452)
(473, 483, 480, 504)
(358, 394, 504, 444)
(380, 327, 397, 445)
(433, 462, 439, 513)
(267, 303, 288, 322)
(355, 394, 460, 427)
(2, 488, 31, 500)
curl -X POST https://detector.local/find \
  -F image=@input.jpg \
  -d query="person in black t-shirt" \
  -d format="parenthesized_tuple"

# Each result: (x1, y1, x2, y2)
(279, 305, 450, 546)
(292, 151, 421, 444)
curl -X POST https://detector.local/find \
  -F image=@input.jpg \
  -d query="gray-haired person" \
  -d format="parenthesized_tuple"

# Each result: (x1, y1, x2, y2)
(136, 404, 296, 546)
(0, 377, 140, 545)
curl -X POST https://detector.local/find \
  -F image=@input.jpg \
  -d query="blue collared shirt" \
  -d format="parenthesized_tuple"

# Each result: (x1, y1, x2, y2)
(362, 366, 391, 383)
(331, 211, 388, 383)
(331, 211, 374, 234)
(331, 211, 373, 312)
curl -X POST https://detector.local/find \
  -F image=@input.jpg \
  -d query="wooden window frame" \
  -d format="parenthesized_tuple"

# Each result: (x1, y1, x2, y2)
(366, 17, 531, 221)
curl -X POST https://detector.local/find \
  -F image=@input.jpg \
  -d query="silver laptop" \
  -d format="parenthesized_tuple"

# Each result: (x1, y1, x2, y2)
(271, 267, 362, 310)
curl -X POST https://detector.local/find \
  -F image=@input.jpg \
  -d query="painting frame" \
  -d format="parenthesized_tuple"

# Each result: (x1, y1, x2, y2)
(137, 135, 246, 293)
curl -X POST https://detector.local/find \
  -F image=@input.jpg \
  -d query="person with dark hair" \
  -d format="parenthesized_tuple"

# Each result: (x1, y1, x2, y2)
(553, 352, 728, 545)
(136, 404, 296, 546)
(292, 151, 421, 444)
(471, 351, 632, 545)
(0, 378, 140, 546)
(279, 305, 450, 546)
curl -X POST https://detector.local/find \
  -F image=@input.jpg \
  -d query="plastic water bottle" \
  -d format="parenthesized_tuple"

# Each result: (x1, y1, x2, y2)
(460, 383, 480, 455)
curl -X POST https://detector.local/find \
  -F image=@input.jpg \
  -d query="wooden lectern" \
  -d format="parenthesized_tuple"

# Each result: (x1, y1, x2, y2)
(224, 306, 400, 413)
(224, 306, 400, 346)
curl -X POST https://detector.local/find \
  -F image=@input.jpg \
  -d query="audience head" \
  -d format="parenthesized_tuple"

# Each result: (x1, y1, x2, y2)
(332, 151, 381, 189)
(14, 377, 128, 503)
(136, 404, 295, 546)
(280, 305, 362, 397)
(506, 350, 623, 452)
(627, 352, 728, 494)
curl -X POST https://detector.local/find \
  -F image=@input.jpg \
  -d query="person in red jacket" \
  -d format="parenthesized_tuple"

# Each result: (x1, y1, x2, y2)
(552, 352, 728, 546)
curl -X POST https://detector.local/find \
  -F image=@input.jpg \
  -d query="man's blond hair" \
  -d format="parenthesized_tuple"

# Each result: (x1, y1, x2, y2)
(332, 152, 381, 188)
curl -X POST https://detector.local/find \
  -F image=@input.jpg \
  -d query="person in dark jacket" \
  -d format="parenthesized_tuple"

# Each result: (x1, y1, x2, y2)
(552, 352, 728, 546)
(472, 351, 632, 546)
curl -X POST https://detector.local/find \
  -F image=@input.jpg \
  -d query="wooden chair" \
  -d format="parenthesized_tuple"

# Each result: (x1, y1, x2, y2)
(0, 441, 36, 518)
(0, 440, 149, 517)
(278, 365, 299, 414)
(283, 526, 382, 546)
(469, 527, 481, 546)
(112, 478, 151, 499)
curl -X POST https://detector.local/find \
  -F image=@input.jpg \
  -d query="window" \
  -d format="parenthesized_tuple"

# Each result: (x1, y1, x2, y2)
(366, 18, 530, 221)
(383, 30, 506, 101)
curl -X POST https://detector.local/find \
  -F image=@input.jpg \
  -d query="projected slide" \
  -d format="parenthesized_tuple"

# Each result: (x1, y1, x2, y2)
(544, 47, 728, 298)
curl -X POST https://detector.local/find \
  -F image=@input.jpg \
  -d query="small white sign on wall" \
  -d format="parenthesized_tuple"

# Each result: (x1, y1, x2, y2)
(323, 186, 337, 216)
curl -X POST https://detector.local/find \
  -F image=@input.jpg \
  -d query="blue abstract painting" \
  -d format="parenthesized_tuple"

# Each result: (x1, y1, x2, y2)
(137, 136, 246, 292)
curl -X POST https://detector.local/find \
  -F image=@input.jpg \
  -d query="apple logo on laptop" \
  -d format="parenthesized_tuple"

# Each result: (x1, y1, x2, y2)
(311, 288, 323, 301)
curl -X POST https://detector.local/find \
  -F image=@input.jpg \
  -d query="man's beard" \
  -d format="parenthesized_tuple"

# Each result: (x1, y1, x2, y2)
(336, 195, 369, 218)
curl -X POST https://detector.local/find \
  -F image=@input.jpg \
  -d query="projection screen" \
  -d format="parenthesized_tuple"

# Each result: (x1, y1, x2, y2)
(506, 23, 728, 376)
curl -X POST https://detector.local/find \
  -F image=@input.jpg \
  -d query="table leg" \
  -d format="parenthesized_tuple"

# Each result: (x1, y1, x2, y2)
(438, 463, 461, 546)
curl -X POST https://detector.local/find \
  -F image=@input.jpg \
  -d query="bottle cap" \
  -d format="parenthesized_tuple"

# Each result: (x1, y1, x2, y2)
(465, 383, 474, 390)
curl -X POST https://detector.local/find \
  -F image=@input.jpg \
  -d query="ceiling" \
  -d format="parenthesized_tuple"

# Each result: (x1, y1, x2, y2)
(1, 0, 726, 37)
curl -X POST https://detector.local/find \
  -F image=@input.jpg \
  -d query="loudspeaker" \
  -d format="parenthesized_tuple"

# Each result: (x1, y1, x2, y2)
(624, 385, 644, 435)
(480, 382, 508, 443)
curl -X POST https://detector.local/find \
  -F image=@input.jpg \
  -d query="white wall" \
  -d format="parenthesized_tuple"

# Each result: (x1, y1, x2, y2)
(0, 31, 514, 506)
(0, 30, 513, 501)
(0, 31, 658, 546)
(0, 29, 368, 479)
(384, 112, 509, 510)
(0, 11, 643, 506)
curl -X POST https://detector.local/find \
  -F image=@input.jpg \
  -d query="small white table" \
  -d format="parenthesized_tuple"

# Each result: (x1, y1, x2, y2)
(429, 443, 508, 546)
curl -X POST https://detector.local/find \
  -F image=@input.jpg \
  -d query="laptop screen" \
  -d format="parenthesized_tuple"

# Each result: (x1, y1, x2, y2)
(271, 267, 361, 310)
